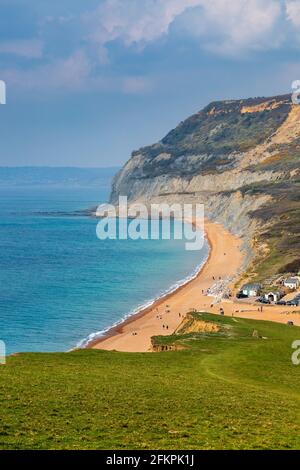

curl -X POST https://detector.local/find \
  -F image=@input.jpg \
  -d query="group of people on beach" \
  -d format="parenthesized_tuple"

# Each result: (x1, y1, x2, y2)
(154, 305, 174, 331)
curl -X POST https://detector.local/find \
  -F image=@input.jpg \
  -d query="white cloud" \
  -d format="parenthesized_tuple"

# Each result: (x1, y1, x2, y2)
(1, 49, 91, 92)
(178, 0, 284, 56)
(3, 0, 300, 94)
(0, 39, 43, 58)
(83, 0, 300, 57)
(83, 0, 202, 47)
(0, 49, 152, 95)
(286, 0, 300, 27)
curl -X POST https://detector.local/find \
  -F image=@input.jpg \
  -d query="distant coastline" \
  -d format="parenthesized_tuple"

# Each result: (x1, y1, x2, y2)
(0, 166, 120, 188)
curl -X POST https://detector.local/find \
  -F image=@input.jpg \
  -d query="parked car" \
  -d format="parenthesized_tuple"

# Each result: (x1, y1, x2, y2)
(257, 298, 270, 304)
(236, 291, 248, 299)
(287, 300, 299, 306)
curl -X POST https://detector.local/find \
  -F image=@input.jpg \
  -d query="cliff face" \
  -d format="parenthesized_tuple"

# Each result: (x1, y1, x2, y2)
(111, 95, 300, 279)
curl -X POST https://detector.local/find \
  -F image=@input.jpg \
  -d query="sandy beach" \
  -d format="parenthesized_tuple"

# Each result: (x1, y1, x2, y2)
(91, 220, 300, 352)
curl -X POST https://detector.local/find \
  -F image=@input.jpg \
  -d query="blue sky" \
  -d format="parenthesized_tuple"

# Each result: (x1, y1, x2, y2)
(1, 0, 300, 167)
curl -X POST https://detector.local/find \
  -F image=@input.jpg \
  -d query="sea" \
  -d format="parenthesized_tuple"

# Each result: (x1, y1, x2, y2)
(0, 182, 209, 354)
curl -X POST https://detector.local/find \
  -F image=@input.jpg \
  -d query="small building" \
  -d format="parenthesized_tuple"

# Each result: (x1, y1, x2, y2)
(283, 278, 300, 290)
(264, 291, 283, 303)
(242, 283, 261, 297)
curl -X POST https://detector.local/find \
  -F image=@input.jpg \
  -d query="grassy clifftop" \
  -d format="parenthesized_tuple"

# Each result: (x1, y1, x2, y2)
(128, 95, 291, 178)
(1, 313, 300, 450)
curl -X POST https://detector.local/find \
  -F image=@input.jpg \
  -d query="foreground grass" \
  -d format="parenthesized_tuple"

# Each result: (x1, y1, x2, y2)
(0, 313, 300, 450)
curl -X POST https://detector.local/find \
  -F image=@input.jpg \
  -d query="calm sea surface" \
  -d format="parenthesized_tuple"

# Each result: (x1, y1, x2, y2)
(0, 186, 208, 354)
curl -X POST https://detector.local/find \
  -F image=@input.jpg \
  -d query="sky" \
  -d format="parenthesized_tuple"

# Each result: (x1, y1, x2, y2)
(1, 0, 300, 167)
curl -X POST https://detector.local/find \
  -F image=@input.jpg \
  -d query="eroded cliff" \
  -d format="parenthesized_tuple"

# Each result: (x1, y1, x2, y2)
(111, 95, 300, 280)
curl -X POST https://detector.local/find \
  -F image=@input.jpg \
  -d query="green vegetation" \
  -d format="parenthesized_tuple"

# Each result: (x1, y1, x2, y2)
(129, 95, 291, 178)
(241, 178, 300, 280)
(156, 98, 289, 156)
(249, 140, 300, 173)
(1, 313, 300, 450)
(161, 99, 289, 155)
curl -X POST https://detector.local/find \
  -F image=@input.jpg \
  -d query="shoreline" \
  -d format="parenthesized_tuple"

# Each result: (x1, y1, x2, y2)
(89, 219, 244, 352)
(83, 219, 210, 349)
(89, 218, 300, 353)
(86, 234, 211, 349)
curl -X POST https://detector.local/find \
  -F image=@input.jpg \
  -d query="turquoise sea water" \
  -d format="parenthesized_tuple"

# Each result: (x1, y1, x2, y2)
(0, 186, 208, 354)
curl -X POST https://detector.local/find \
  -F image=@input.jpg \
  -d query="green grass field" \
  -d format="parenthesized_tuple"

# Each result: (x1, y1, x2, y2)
(0, 313, 300, 450)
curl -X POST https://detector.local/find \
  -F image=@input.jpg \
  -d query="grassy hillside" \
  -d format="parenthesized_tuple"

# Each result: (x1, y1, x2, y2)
(240, 177, 300, 279)
(0, 313, 300, 450)
(127, 95, 291, 179)
(135, 96, 290, 159)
